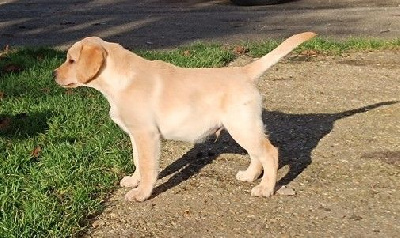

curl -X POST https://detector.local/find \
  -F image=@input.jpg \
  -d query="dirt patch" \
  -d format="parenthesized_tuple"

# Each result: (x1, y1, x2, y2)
(83, 50, 399, 237)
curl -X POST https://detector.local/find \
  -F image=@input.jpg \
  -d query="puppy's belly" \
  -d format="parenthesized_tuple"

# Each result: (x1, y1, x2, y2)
(159, 116, 221, 142)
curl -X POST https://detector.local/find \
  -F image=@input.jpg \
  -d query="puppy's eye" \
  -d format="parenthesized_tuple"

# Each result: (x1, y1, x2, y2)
(68, 59, 75, 64)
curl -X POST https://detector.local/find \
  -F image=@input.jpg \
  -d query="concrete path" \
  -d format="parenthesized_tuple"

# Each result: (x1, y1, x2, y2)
(0, 0, 399, 50)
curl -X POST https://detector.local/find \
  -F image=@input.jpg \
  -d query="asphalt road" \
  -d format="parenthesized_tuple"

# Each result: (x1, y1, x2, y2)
(0, 0, 399, 50)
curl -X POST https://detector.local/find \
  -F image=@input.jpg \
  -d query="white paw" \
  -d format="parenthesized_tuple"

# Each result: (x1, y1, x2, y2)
(236, 170, 260, 182)
(124, 188, 151, 202)
(251, 184, 274, 197)
(120, 175, 140, 188)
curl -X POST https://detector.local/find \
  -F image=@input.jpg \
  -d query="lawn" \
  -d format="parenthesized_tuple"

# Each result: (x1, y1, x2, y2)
(0, 37, 399, 237)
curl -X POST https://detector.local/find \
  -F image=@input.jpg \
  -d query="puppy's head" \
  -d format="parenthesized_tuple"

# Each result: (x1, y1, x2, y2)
(54, 37, 106, 88)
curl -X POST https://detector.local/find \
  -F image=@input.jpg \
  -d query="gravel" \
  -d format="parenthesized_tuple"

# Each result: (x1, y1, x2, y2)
(83, 50, 399, 237)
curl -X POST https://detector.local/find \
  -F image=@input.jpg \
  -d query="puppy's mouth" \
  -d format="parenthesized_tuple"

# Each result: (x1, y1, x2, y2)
(64, 83, 77, 88)
(54, 77, 77, 88)
(59, 82, 77, 88)
(63, 83, 77, 88)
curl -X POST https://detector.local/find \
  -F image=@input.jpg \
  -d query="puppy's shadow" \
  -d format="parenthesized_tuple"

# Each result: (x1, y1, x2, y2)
(265, 100, 397, 186)
(151, 101, 397, 198)
(152, 131, 246, 197)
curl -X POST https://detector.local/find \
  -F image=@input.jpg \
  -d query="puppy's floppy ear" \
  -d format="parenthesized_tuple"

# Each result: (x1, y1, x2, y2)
(76, 42, 106, 84)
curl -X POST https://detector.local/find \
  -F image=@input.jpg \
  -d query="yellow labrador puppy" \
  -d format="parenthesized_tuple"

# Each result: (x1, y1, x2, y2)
(54, 32, 316, 202)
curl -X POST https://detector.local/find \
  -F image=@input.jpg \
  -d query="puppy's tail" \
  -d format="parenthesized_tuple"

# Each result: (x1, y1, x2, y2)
(244, 32, 316, 81)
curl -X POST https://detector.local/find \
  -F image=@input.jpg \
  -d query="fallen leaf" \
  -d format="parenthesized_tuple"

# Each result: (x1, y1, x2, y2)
(31, 146, 42, 158)
(36, 54, 44, 61)
(2, 63, 23, 73)
(182, 50, 191, 57)
(0, 91, 5, 99)
(233, 45, 248, 55)
(0, 117, 11, 130)
(299, 50, 318, 57)
(41, 88, 50, 94)
(0, 45, 10, 57)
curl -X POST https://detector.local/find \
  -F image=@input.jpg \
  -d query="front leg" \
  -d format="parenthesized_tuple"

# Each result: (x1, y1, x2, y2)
(124, 129, 160, 202)
(120, 134, 140, 188)
(111, 107, 143, 187)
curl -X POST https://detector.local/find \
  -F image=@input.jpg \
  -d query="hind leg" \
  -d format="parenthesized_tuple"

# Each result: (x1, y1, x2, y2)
(236, 156, 263, 182)
(249, 139, 278, 197)
(224, 111, 278, 197)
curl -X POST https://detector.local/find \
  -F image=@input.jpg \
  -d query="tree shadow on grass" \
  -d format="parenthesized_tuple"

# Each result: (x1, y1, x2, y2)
(0, 111, 52, 139)
(151, 101, 398, 198)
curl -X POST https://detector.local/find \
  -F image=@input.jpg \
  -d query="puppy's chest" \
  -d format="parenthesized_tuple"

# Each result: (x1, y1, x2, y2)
(109, 105, 129, 133)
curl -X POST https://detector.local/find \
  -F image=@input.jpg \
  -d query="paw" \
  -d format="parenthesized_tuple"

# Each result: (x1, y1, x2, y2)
(236, 170, 260, 182)
(120, 175, 140, 188)
(236, 170, 261, 182)
(124, 188, 151, 202)
(251, 184, 274, 197)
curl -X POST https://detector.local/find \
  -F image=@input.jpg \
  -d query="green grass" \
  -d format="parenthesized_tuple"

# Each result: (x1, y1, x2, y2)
(246, 37, 400, 57)
(136, 43, 236, 68)
(0, 37, 399, 237)
(0, 48, 133, 237)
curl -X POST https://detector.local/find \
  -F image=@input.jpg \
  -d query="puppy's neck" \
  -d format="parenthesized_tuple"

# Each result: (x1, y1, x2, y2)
(87, 73, 132, 104)
(86, 53, 139, 102)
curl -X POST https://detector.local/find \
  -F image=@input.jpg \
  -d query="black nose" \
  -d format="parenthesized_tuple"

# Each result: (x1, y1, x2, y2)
(52, 70, 57, 80)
